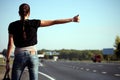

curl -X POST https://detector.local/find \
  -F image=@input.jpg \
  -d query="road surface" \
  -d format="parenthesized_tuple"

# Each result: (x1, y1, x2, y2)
(22, 60, 120, 80)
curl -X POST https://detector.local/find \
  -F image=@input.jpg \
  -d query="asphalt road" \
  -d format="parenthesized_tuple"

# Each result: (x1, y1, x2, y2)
(22, 60, 120, 80)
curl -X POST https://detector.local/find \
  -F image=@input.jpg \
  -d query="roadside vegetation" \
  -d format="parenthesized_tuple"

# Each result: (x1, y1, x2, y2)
(0, 36, 120, 62)
(38, 35, 120, 62)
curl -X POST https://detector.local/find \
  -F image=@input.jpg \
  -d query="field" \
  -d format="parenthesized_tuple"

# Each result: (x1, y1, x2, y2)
(0, 58, 12, 79)
(0, 58, 6, 79)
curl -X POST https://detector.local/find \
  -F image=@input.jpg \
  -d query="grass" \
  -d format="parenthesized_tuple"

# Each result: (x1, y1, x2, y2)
(0, 58, 5, 64)
(0, 58, 6, 79)
(0, 58, 13, 79)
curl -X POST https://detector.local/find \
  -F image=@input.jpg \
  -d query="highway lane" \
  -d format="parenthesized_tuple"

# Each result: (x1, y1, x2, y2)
(38, 61, 120, 80)
(59, 61, 120, 77)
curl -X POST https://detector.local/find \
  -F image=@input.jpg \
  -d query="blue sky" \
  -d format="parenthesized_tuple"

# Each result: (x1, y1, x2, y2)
(0, 0, 120, 51)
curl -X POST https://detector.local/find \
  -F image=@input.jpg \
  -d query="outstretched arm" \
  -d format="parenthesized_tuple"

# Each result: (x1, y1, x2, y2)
(40, 15, 80, 27)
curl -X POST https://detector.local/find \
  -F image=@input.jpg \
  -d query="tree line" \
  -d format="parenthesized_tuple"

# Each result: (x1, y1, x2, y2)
(1, 35, 120, 61)
(38, 35, 120, 61)
(38, 49, 113, 61)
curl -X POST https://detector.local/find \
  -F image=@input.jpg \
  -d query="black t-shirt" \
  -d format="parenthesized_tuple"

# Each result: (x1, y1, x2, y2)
(8, 19, 41, 48)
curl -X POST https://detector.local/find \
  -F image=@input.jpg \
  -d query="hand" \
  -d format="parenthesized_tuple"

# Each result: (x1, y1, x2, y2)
(73, 14, 80, 22)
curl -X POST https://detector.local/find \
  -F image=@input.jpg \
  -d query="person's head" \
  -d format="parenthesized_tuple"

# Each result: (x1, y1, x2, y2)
(19, 3, 30, 20)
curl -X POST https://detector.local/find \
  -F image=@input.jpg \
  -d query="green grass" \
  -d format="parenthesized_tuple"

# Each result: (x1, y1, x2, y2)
(0, 58, 6, 79)
(0, 58, 13, 79)
(0, 58, 5, 64)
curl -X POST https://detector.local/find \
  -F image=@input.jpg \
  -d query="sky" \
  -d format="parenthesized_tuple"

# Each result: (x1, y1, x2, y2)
(0, 0, 120, 51)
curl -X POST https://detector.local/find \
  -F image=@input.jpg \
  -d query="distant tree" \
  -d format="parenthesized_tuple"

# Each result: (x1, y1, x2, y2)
(114, 35, 120, 60)
(59, 49, 69, 59)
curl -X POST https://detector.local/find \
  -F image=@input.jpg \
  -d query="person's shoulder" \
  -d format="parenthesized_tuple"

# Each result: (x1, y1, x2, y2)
(9, 20, 20, 28)
(28, 19, 41, 27)
(27, 19, 41, 24)
(10, 20, 20, 25)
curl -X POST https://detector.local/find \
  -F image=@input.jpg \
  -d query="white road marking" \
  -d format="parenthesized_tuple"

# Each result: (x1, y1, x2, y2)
(101, 71, 107, 74)
(80, 68, 84, 70)
(38, 72, 56, 80)
(98, 65, 103, 67)
(25, 67, 55, 80)
(93, 70, 97, 72)
(114, 74, 120, 77)
(39, 63, 43, 67)
(86, 69, 90, 71)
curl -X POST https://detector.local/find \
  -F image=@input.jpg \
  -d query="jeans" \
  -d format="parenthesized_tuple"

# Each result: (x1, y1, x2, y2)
(11, 51, 39, 80)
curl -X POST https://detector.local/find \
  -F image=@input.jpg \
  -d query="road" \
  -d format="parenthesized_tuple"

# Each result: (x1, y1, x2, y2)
(22, 60, 120, 80)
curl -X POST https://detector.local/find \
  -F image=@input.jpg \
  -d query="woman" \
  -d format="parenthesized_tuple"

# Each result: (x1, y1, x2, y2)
(6, 3, 79, 80)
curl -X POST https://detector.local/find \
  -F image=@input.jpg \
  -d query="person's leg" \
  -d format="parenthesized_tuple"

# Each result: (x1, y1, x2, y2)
(11, 52, 28, 80)
(28, 52, 39, 80)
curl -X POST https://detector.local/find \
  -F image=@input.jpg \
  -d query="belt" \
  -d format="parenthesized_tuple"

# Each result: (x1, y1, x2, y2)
(14, 50, 36, 55)
(29, 50, 36, 55)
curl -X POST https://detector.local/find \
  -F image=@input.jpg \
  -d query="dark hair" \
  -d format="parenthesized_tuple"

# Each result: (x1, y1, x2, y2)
(19, 3, 30, 20)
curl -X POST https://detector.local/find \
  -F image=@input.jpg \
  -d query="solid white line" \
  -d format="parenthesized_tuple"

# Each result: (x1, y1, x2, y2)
(39, 63, 43, 67)
(25, 68, 55, 80)
(38, 72, 56, 80)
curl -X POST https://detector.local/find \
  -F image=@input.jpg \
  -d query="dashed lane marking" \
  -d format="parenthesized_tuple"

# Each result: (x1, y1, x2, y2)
(66, 65, 120, 78)
(86, 69, 90, 71)
(101, 71, 107, 74)
(114, 74, 120, 77)
(93, 70, 97, 72)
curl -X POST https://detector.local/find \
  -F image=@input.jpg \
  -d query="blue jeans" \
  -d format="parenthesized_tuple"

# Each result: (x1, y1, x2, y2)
(11, 51, 39, 80)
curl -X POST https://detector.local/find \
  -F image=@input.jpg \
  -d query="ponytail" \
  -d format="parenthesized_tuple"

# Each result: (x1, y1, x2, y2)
(19, 3, 30, 40)
(22, 17, 26, 40)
